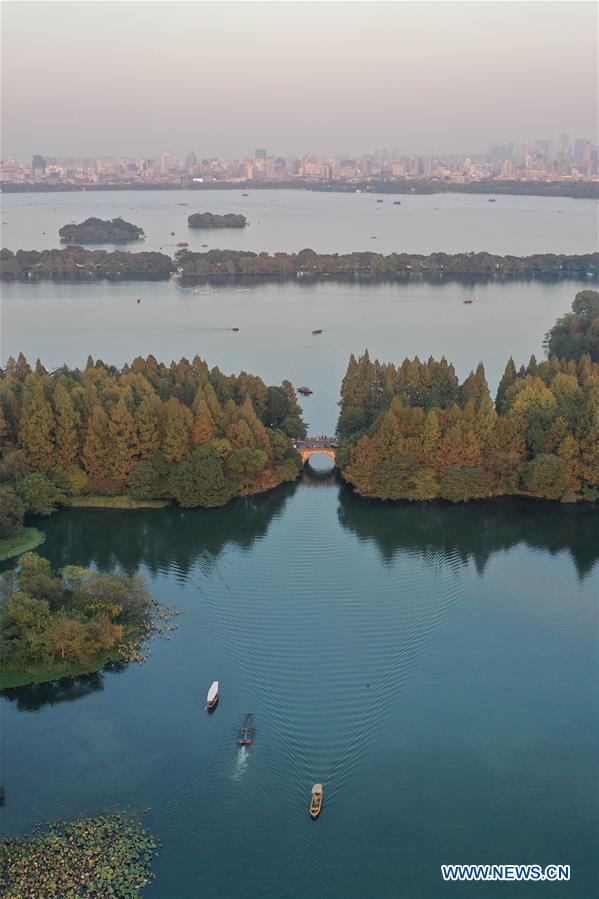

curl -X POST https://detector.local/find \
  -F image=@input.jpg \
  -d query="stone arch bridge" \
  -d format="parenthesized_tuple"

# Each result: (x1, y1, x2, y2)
(293, 437, 339, 466)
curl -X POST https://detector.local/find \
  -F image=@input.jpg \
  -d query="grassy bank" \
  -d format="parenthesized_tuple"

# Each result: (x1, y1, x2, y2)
(63, 494, 169, 509)
(0, 527, 45, 562)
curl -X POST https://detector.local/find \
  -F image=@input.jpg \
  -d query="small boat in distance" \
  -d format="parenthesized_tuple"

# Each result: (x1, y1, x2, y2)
(488, 198, 497, 202)
(207, 681, 219, 710)
(312, 329, 323, 335)
(176, 241, 189, 247)
(238, 713, 256, 745)
(310, 784, 324, 819)
(393, 201, 402, 205)
(298, 386, 313, 396)
(232, 327, 240, 332)
(242, 193, 249, 197)
(463, 297, 475, 304)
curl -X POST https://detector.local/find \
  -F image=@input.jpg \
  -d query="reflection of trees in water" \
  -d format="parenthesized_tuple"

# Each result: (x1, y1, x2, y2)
(0, 665, 127, 712)
(337, 487, 599, 580)
(40, 484, 298, 578)
(302, 464, 339, 487)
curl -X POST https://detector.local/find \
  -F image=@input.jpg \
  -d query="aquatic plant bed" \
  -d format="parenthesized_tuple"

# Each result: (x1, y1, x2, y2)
(0, 814, 156, 898)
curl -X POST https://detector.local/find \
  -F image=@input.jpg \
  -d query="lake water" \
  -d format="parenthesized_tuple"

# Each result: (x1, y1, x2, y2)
(0, 277, 590, 434)
(1, 191, 598, 898)
(1, 189, 598, 255)
(1, 489, 597, 898)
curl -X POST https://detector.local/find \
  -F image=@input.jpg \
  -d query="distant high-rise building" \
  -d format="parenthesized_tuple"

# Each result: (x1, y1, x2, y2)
(574, 138, 592, 170)
(32, 154, 46, 172)
(254, 148, 267, 160)
(558, 132, 569, 153)
(185, 151, 197, 171)
(160, 149, 175, 175)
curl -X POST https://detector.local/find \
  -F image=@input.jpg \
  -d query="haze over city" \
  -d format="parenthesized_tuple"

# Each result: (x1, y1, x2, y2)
(1, 1, 597, 160)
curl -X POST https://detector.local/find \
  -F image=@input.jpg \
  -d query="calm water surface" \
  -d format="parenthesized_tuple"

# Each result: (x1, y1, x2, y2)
(0, 278, 589, 434)
(1, 486, 597, 898)
(1, 189, 597, 255)
(1, 191, 598, 898)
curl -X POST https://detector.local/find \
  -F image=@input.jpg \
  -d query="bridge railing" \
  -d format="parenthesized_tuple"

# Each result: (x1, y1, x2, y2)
(293, 437, 339, 449)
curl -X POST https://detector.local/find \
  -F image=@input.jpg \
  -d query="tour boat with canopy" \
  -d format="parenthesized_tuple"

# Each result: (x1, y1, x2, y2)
(207, 681, 219, 710)
(309, 784, 324, 819)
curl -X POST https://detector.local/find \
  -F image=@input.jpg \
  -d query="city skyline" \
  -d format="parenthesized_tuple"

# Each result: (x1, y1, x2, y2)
(2, 2, 597, 161)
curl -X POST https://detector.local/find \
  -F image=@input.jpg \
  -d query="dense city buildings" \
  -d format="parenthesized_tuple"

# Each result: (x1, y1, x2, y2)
(1, 134, 597, 188)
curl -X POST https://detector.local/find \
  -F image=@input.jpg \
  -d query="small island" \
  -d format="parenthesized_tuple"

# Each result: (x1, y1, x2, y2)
(187, 211, 247, 228)
(0, 552, 169, 688)
(58, 216, 145, 244)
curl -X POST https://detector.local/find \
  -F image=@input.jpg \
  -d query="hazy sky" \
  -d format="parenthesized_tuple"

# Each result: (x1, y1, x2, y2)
(1, 1, 597, 161)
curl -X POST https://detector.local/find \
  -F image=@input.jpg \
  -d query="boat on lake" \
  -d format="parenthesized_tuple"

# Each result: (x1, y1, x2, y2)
(176, 241, 189, 247)
(238, 713, 256, 745)
(312, 329, 323, 335)
(463, 297, 475, 304)
(298, 386, 313, 396)
(232, 327, 240, 332)
(207, 680, 219, 710)
(309, 784, 324, 819)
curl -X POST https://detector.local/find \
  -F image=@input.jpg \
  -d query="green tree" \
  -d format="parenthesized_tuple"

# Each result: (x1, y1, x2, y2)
(524, 453, 568, 499)
(168, 446, 232, 508)
(16, 473, 64, 516)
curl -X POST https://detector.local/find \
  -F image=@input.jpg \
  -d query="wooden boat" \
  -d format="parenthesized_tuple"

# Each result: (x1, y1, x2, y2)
(238, 713, 256, 745)
(309, 784, 324, 819)
(207, 680, 219, 710)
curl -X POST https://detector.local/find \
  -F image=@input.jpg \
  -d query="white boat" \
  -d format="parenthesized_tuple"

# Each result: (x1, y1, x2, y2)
(207, 680, 219, 710)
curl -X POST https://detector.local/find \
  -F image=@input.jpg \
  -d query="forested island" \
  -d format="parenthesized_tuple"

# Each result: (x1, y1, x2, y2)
(2, 245, 597, 281)
(336, 349, 599, 504)
(0, 813, 156, 897)
(0, 552, 169, 687)
(174, 248, 599, 278)
(58, 217, 145, 244)
(0, 246, 172, 280)
(188, 211, 247, 228)
(0, 354, 305, 551)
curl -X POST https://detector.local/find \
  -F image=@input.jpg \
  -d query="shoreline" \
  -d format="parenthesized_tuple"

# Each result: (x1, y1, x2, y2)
(2, 179, 598, 199)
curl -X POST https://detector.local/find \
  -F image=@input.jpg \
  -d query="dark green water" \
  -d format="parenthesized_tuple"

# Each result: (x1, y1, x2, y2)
(1, 475, 597, 898)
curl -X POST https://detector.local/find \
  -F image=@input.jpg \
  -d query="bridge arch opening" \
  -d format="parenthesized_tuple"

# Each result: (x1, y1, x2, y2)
(304, 452, 336, 474)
